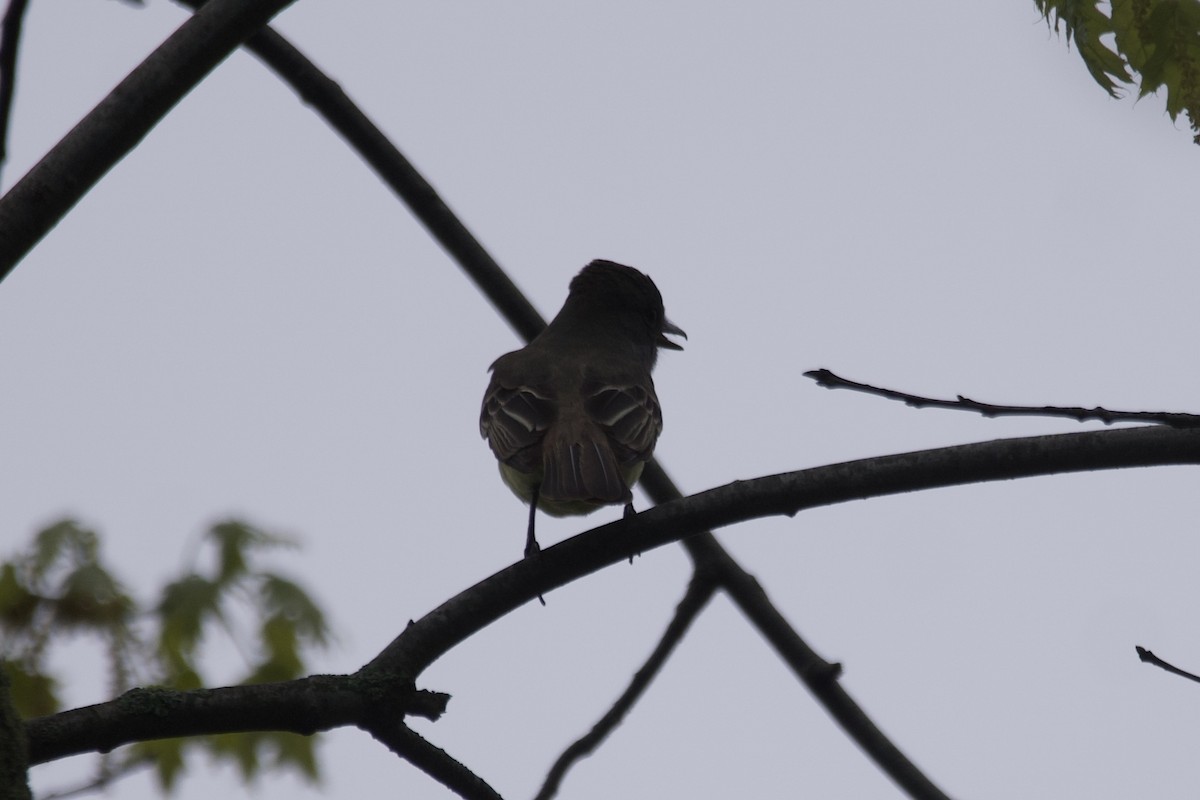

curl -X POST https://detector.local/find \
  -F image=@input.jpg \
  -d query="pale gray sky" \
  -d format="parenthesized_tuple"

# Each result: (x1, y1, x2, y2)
(5, 2, 1200, 798)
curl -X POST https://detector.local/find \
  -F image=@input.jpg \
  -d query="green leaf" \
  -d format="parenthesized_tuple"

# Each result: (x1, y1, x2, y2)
(209, 521, 295, 585)
(1040, 0, 1200, 142)
(258, 575, 329, 645)
(209, 731, 261, 781)
(0, 563, 38, 630)
(56, 562, 134, 629)
(245, 616, 303, 683)
(133, 738, 187, 791)
(1111, 0, 1152, 72)
(270, 732, 320, 782)
(202, 731, 321, 785)
(2, 659, 59, 717)
(156, 575, 221, 687)
(1037, 0, 1133, 95)
(2, 518, 333, 791)
(1137, 0, 1200, 122)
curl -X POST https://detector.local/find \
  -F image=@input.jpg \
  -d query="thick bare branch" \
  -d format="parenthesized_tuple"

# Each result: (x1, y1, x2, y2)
(25, 426, 1200, 787)
(0, 0, 297, 278)
(0, 667, 32, 800)
(26, 679, 448, 765)
(365, 425, 1200, 677)
(357, 425, 1199, 796)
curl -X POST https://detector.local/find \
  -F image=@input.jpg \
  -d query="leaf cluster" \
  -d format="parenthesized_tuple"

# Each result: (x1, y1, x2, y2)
(0, 519, 329, 792)
(1036, 0, 1200, 142)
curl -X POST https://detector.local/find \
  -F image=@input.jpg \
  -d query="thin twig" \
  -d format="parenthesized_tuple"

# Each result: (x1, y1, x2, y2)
(0, 0, 29, 186)
(805, 368, 1200, 428)
(1136, 646, 1200, 684)
(534, 572, 719, 800)
(366, 720, 504, 800)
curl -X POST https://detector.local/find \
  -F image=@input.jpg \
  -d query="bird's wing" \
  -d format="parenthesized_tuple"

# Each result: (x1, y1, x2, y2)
(480, 378, 555, 472)
(583, 380, 664, 464)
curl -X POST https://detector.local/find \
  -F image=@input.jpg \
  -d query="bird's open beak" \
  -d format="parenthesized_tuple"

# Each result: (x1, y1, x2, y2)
(658, 318, 687, 350)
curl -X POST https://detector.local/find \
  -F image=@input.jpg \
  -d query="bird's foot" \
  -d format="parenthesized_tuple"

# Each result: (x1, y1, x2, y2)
(623, 502, 641, 563)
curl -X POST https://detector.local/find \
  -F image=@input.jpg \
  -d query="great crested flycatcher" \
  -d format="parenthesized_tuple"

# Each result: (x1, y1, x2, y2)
(480, 259, 686, 557)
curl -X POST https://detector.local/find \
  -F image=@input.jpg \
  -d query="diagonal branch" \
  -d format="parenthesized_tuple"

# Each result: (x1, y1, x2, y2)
(636, 464, 953, 800)
(167, 0, 547, 343)
(534, 571, 719, 800)
(0, 0, 30, 186)
(366, 719, 503, 800)
(712, 541, 943, 798)
(805, 368, 1200, 428)
(0, 0, 298, 279)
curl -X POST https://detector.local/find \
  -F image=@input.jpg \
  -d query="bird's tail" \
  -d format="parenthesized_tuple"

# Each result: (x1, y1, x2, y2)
(540, 425, 631, 506)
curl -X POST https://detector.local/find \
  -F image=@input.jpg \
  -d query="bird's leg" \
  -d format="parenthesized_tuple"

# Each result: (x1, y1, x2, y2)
(527, 485, 546, 606)
(525, 485, 542, 558)
(624, 502, 639, 563)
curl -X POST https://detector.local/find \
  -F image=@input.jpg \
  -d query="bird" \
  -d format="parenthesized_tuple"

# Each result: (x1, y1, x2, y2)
(480, 259, 685, 558)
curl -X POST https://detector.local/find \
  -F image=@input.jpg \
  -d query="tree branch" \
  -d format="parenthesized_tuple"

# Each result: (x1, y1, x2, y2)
(29, 7, 1196, 797)
(1135, 646, 1200, 684)
(366, 719, 503, 800)
(0, 0, 298, 279)
(0, 0, 30, 187)
(166, 0, 547, 343)
(26, 426, 1200, 785)
(25, 678, 448, 765)
(0, 667, 32, 800)
(134, 12, 949, 796)
(805, 368, 1200, 427)
(364, 425, 1200, 797)
(638, 459, 955, 799)
(534, 571, 718, 800)
(365, 425, 1200, 678)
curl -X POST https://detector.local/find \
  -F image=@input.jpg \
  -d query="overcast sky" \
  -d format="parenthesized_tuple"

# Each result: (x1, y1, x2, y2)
(5, 2, 1200, 798)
